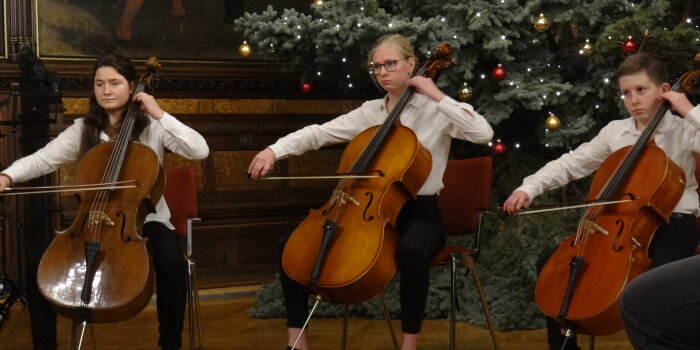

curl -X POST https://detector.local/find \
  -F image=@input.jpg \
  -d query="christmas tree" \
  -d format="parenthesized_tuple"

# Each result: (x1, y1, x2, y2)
(236, 0, 700, 330)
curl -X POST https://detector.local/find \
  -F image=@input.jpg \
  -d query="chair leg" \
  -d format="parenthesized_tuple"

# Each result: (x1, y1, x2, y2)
(589, 335, 595, 350)
(464, 255, 500, 350)
(450, 257, 457, 350)
(340, 294, 398, 350)
(378, 292, 400, 350)
(186, 257, 204, 350)
(341, 305, 349, 350)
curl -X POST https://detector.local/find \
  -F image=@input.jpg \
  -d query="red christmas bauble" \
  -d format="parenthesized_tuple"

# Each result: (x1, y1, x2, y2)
(300, 82, 313, 93)
(621, 36, 637, 55)
(491, 64, 507, 81)
(493, 143, 506, 155)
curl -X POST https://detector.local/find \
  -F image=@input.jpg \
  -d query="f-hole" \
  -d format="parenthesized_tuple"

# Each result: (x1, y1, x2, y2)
(322, 200, 338, 216)
(70, 215, 89, 239)
(362, 192, 374, 222)
(611, 219, 625, 252)
(117, 212, 130, 242)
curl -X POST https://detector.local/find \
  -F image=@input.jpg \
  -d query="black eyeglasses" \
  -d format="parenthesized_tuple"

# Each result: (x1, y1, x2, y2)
(368, 59, 405, 74)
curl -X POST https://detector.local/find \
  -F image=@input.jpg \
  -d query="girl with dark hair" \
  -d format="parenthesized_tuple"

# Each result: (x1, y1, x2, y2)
(0, 54, 209, 350)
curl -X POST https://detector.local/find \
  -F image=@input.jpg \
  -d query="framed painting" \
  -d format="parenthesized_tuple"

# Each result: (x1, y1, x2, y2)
(34, 0, 308, 62)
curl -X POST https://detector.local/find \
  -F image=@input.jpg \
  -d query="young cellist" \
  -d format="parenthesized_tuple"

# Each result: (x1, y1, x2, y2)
(247, 34, 493, 350)
(502, 52, 700, 349)
(0, 54, 209, 350)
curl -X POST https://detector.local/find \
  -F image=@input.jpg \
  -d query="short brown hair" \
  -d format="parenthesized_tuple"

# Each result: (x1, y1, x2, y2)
(616, 52, 668, 85)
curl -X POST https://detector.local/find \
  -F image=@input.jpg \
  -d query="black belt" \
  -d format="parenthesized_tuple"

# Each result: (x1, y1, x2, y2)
(670, 212, 695, 220)
(417, 195, 437, 199)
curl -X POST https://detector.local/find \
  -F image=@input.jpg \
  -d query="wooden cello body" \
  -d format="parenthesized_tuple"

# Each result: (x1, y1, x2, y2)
(534, 70, 700, 335)
(535, 145, 685, 335)
(37, 58, 163, 323)
(281, 43, 455, 305)
(282, 125, 431, 304)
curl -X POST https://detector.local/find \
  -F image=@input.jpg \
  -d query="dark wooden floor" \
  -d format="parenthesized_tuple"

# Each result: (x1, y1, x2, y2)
(0, 286, 634, 350)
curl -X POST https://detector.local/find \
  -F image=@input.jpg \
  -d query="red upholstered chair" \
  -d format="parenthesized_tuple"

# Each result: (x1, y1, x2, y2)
(163, 167, 203, 350)
(695, 157, 700, 229)
(431, 157, 500, 350)
(695, 157, 700, 255)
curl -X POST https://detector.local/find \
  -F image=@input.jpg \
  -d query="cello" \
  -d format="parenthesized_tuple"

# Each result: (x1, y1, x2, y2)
(281, 43, 455, 305)
(534, 70, 700, 336)
(36, 57, 164, 325)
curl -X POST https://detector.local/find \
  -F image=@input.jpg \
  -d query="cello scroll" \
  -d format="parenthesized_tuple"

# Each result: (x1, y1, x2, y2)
(675, 70, 700, 94)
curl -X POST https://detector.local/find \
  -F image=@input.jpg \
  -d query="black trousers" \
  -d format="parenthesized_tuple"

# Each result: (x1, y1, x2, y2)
(26, 221, 187, 350)
(619, 254, 700, 349)
(540, 213, 700, 350)
(279, 195, 446, 334)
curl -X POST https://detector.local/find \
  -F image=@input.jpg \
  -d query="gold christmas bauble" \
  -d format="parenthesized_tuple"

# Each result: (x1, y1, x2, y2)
(458, 82, 473, 100)
(579, 39, 593, 56)
(546, 115, 561, 130)
(238, 41, 252, 58)
(534, 13, 549, 32)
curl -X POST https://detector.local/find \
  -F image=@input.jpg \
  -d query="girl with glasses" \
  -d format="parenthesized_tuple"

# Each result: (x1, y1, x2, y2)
(248, 34, 493, 350)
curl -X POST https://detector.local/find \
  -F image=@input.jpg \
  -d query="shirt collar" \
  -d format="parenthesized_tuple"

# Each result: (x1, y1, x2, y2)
(621, 111, 674, 136)
(378, 93, 424, 112)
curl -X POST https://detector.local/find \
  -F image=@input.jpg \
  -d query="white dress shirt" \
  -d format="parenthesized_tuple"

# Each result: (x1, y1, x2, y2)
(269, 94, 494, 196)
(516, 106, 700, 215)
(1, 112, 210, 228)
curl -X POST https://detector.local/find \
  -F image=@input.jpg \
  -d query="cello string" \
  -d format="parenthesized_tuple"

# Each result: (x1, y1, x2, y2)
(89, 78, 148, 241)
(333, 67, 426, 211)
(342, 66, 425, 182)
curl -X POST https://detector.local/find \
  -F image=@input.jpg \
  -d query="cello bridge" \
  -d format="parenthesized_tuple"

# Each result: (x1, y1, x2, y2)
(581, 220, 608, 235)
(89, 211, 115, 226)
(334, 190, 359, 206)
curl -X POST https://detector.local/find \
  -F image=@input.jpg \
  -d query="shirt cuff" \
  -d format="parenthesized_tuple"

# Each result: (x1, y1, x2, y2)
(685, 105, 700, 128)
(267, 144, 285, 160)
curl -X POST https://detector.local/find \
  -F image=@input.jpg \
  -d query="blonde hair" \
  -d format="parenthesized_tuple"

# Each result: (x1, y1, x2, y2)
(367, 34, 418, 72)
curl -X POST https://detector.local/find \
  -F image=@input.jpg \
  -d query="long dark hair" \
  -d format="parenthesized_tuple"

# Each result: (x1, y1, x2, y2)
(79, 54, 149, 156)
